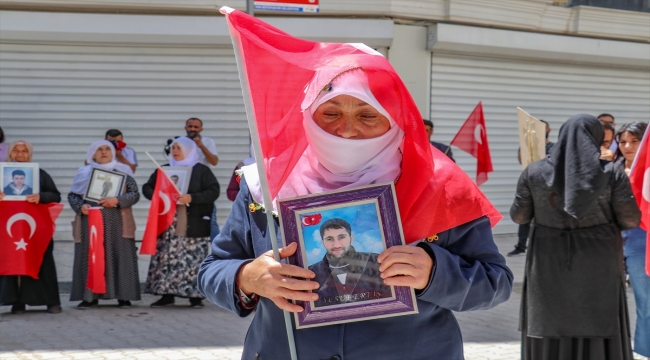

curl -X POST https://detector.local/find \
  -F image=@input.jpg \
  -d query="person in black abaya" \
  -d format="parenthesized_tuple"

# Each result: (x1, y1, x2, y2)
(511, 114, 641, 360)
(0, 140, 62, 314)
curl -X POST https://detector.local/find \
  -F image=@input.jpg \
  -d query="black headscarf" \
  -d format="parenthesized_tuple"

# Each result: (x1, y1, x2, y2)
(545, 114, 608, 219)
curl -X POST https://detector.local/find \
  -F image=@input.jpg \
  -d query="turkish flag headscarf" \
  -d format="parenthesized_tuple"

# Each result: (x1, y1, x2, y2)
(0, 202, 64, 278)
(222, 8, 501, 241)
(87, 207, 106, 294)
(141, 168, 178, 255)
(450, 102, 494, 186)
(629, 129, 650, 276)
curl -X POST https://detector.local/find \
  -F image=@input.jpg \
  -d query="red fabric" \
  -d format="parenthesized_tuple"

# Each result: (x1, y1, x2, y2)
(0, 202, 64, 278)
(141, 169, 178, 255)
(86, 208, 106, 294)
(450, 102, 494, 186)
(629, 130, 650, 276)
(223, 9, 501, 242)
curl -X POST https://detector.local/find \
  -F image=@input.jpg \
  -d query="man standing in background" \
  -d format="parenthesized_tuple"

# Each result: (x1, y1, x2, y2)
(105, 129, 138, 173)
(423, 119, 455, 162)
(184, 117, 220, 239)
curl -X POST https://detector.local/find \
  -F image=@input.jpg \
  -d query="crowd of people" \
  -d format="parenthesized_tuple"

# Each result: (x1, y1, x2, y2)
(0, 16, 648, 359)
(0, 119, 228, 312)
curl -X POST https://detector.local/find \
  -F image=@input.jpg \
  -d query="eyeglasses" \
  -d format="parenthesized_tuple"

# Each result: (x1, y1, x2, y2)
(602, 140, 612, 147)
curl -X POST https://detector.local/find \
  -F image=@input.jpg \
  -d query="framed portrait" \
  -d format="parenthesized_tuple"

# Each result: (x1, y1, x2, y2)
(278, 183, 418, 329)
(84, 168, 126, 202)
(0, 162, 40, 201)
(161, 166, 192, 202)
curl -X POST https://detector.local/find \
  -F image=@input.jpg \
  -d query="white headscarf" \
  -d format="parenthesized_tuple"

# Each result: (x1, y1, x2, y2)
(169, 137, 201, 168)
(243, 69, 405, 207)
(70, 140, 134, 194)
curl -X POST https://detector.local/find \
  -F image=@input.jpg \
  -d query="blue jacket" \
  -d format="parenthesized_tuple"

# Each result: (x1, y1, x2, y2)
(198, 178, 513, 360)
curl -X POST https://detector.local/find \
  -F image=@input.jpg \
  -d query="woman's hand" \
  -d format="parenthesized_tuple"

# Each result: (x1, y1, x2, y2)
(98, 197, 119, 208)
(25, 194, 40, 203)
(378, 245, 434, 290)
(237, 242, 319, 312)
(177, 194, 192, 205)
(81, 204, 91, 215)
(0, 191, 5, 201)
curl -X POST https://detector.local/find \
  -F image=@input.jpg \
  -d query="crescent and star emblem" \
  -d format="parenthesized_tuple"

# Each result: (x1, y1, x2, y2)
(7, 213, 36, 251)
(159, 191, 171, 215)
(474, 124, 484, 145)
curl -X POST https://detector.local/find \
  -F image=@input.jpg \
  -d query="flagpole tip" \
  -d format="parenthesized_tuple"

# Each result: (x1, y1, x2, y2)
(220, 6, 235, 15)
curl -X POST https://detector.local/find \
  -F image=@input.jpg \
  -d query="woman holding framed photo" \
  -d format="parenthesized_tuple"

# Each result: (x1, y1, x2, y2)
(68, 140, 140, 309)
(197, 10, 512, 360)
(142, 137, 219, 309)
(0, 139, 62, 314)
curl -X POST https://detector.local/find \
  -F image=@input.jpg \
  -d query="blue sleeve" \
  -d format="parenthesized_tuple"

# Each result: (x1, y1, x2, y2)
(416, 216, 513, 311)
(197, 177, 257, 317)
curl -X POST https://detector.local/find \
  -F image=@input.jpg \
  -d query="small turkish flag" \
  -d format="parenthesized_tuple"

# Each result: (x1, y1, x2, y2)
(629, 129, 650, 276)
(301, 213, 322, 227)
(450, 102, 494, 186)
(87, 208, 106, 294)
(0, 202, 64, 278)
(141, 168, 178, 255)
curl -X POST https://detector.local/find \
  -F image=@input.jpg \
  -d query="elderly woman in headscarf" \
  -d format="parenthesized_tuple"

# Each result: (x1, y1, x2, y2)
(143, 137, 219, 309)
(0, 140, 62, 314)
(511, 115, 641, 360)
(197, 11, 512, 359)
(68, 140, 140, 309)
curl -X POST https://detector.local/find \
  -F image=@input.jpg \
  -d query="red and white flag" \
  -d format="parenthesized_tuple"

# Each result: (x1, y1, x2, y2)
(450, 102, 494, 186)
(629, 129, 650, 276)
(220, 8, 501, 243)
(141, 168, 178, 255)
(87, 208, 106, 294)
(0, 202, 64, 278)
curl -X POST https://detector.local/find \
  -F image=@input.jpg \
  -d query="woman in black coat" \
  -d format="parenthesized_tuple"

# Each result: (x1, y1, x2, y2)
(142, 137, 219, 308)
(0, 140, 62, 314)
(511, 115, 641, 360)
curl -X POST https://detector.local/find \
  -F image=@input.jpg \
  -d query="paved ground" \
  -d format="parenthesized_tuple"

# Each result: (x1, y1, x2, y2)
(0, 235, 644, 360)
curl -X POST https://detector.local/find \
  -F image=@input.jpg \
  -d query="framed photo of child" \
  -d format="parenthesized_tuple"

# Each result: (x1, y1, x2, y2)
(84, 168, 126, 203)
(277, 183, 418, 329)
(0, 162, 40, 201)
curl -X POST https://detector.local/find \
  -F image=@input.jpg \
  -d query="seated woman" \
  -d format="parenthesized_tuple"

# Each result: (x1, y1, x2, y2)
(143, 137, 219, 308)
(0, 140, 62, 314)
(68, 140, 140, 309)
(198, 59, 512, 359)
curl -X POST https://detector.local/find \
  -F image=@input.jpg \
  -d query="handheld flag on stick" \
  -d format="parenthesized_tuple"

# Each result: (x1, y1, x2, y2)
(450, 102, 494, 185)
(629, 128, 650, 276)
(141, 168, 179, 255)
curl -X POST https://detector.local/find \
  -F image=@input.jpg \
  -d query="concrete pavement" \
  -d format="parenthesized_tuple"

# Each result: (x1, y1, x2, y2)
(0, 235, 644, 360)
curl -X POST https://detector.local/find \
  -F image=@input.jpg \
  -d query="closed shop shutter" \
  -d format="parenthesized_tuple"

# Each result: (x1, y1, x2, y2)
(430, 53, 650, 234)
(0, 43, 248, 240)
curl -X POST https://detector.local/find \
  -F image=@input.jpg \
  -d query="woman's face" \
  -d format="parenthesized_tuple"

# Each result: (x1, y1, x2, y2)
(619, 132, 641, 162)
(171, 143, 185, 161)
(10, 144, 30, 162)
(94, 145, 114, 164)
(312, 95, 391, 139)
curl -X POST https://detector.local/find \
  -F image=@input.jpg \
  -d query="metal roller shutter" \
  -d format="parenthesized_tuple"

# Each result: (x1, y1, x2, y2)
(430, 53, 650, 234)
(0, 43, 248, 240)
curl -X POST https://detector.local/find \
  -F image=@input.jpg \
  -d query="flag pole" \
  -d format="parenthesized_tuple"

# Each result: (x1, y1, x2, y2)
(144, 151, 188, 206)
(222, 8, 298, 360)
